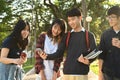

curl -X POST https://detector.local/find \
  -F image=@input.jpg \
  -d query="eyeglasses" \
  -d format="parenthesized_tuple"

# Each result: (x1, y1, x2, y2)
(106, 16, 117, 20)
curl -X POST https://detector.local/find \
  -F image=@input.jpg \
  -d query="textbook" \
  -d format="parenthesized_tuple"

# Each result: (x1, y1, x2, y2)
(85, 49, 103, 59)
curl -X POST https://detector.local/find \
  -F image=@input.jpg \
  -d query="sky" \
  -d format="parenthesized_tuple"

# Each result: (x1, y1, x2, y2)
(109, 0, 120, 3)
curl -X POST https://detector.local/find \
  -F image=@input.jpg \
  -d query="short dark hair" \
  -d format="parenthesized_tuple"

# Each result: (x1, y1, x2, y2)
(66, 8, 81, 17)
(107, 6, 120, 16)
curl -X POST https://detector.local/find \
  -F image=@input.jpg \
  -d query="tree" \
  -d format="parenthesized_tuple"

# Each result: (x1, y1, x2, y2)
(0, 0, 120, 48)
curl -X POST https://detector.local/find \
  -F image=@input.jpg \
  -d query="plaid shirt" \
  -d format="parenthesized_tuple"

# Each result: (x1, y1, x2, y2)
(35, 33, 63, 74)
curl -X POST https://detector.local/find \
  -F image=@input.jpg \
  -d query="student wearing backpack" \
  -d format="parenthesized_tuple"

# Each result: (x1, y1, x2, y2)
(40, 8, 96, 80)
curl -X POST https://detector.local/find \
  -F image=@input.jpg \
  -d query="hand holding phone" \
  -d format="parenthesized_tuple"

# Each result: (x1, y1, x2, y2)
(20, 51, 27, 59)
(36, 48, 43, 55)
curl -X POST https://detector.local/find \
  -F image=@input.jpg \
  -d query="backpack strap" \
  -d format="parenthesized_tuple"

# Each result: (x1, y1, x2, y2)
(66, 31, 90, 51)
(66, 31, 71, 47)
(85, 30, 90, 51)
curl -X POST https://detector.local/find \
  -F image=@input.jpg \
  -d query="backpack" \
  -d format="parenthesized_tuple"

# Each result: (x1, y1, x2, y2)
(66, 30, 90, 51)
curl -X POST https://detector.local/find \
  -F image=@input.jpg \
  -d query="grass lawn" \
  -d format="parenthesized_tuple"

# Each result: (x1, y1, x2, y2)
(23, 58, 35, 73)
(90, 59, 99, 75)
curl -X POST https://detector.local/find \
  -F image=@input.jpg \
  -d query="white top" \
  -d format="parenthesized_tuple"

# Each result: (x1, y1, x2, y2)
(43, 34, 58, 80)
(71, 27, 85, 32)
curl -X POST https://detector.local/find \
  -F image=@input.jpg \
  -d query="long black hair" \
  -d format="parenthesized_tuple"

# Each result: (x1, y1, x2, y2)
(10, 19, 30, 50)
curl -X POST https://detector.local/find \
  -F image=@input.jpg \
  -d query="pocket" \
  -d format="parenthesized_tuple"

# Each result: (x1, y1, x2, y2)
(16, 66, 25, 80)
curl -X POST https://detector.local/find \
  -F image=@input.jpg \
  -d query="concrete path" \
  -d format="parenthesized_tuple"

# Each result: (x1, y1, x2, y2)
(23, 62, 98, 80)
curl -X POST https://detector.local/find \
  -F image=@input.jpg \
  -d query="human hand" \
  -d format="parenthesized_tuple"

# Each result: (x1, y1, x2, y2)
(40, 52, 47, 60)
(20, 56, 27, 64)
(78, 54, 89, 65)
(20, 52, 27, 59)
(20, 52, 27, 63)
(112, 38, 120, 48)
(35, 48, 43, 55)
(13, 58, 24, 65)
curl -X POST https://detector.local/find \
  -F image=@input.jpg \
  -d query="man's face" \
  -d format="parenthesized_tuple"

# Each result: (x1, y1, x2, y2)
(107, 14, 120, 27)
(67, 16, 81, 29)
(118, 16, 120, 30)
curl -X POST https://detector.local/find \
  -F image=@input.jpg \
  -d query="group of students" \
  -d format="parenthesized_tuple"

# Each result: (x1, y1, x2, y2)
(0, 5, 120, 80)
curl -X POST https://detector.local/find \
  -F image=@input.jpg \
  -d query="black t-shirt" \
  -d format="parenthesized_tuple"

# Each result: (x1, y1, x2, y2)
(47, 31, 96, 75)
(2, 36, 21, 58)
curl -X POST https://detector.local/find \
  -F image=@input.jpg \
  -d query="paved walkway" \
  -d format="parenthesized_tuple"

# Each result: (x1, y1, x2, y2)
(23, 62, 98, 80)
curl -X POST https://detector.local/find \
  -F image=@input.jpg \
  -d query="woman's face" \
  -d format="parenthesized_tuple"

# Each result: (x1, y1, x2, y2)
(52, 23, 62, 37)
(21, 25, 30, 39)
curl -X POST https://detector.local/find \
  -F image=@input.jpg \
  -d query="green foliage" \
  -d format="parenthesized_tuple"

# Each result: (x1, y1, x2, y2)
(23, 58, 35, 73)
(0, 0, 120, 56)
(0, 0, 13, 23)
(90, 60, 99, 75)
(0, 23, 12, 46)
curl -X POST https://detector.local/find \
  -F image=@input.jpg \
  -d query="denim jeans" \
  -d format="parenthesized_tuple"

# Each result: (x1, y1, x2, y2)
(103, 73, 120, 80)
(0, 63, 6, 80)
(0, 63, 24, 80)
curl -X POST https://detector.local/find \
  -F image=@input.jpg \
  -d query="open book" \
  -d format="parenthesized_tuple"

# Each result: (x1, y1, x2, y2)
(84, 49, 103, 59)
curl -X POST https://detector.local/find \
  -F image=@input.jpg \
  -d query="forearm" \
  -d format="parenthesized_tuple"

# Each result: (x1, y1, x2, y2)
(98, 59, 103, 73)
(35, 53, 45, 74)
(98, 59, 104, 80)
(0, 57, 17, 64)
(47, 53, 63, 60)
(47, 47, 64, 60)
(39, 70, 46, 80)
(53, 57, 63, 72)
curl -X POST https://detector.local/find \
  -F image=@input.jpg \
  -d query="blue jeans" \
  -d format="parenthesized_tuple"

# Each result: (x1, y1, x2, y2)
(0, 63, 24, 80)
(0, 63, 6, 80)
(103, 73, 120, 80)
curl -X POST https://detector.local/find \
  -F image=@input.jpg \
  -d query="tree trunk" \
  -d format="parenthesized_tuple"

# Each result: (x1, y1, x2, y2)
(81, 0, 88, 30)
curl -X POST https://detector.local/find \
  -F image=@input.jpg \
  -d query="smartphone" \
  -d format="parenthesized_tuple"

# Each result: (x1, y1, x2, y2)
(20, 51, 27, 59)
(36, 48, 43, 55)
